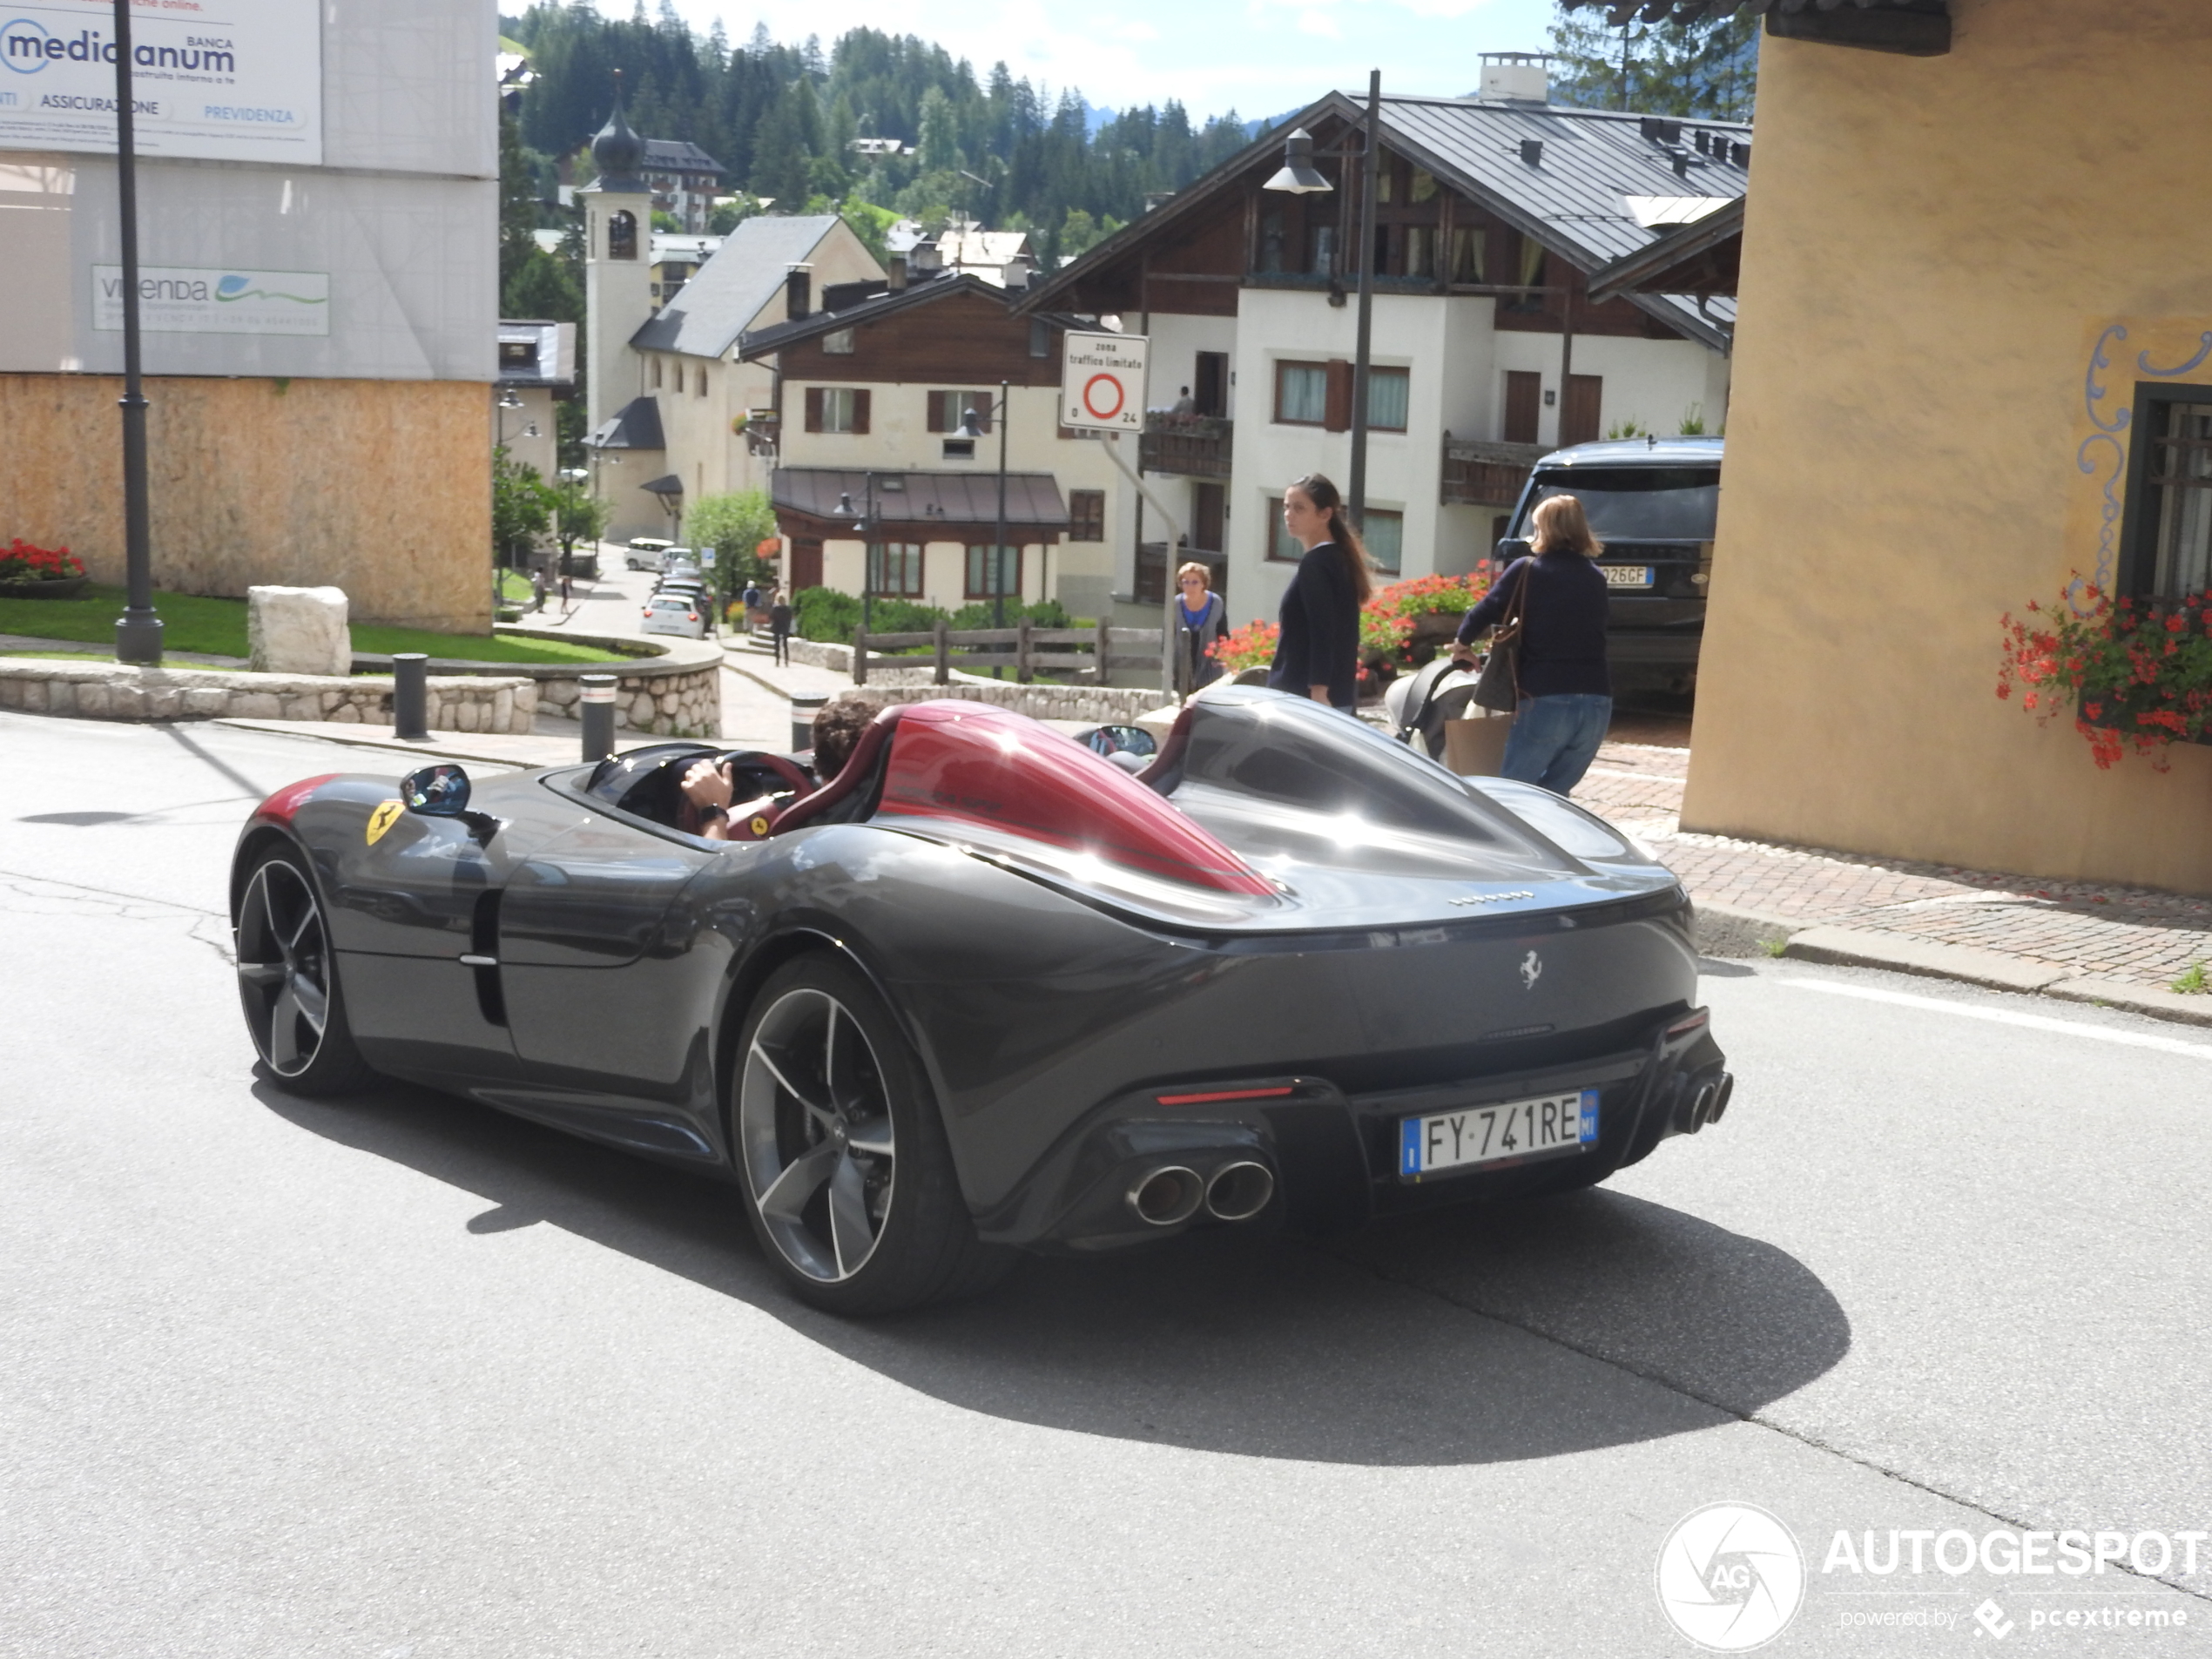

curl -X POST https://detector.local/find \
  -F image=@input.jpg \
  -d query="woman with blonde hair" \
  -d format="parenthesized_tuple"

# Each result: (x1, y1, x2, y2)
(1453, 492, 1613, 795)
(1267, 473, 1372, 710)
(1172, 560, 1228, 696)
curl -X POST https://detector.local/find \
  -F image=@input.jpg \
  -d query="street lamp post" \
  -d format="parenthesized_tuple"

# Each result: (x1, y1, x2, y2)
(111, 0, 162, 665)
(837, 476, 876, 633)
(1262, 70, 1384, 534)
(951, 383, 1013, 678)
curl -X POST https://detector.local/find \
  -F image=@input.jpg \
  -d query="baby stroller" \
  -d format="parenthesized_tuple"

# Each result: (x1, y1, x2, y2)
(1383, 654, 1488, 761)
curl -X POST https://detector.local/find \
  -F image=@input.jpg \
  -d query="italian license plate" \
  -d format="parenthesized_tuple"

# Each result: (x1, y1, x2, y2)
(1602, 564, 1656, 589)
(1399, 1089, 1599, 1178)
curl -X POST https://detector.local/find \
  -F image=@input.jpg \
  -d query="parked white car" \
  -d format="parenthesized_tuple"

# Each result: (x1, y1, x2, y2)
(624, 537, 674, 572)
(640, 592, 706, 639)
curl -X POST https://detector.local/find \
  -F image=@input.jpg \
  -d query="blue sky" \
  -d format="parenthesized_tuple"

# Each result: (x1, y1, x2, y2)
(659, 0, 1566, 120)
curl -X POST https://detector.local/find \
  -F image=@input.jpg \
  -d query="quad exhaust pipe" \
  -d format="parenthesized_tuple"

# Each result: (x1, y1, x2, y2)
(1204, 1161, 1275, 1222)
(1125, 1160, 1277, 1227)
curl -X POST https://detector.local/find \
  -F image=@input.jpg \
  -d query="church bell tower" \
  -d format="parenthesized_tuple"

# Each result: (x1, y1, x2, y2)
(579, 90, 652, 443)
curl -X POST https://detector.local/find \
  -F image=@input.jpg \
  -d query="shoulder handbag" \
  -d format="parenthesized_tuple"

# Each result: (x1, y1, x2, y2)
(1471, 562, 1533, 713)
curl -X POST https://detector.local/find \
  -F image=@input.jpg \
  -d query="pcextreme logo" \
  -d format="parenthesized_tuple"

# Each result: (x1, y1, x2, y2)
(1656, 1503, 1806, 1652)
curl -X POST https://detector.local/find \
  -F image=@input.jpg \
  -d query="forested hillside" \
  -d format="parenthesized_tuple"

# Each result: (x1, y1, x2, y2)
(502, 4, 1263, 268)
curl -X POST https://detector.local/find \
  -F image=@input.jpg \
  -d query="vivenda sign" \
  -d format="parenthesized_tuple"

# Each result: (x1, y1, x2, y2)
(92, 265, 329, 336)
(0, 0, 320, 165)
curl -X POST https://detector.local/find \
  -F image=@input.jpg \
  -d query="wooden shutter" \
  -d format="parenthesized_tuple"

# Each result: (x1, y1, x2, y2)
(1562, 374, 1603, 447)
(926, 391, 947, 434)
(804, 387, 824, 434)
(851, 389, 872, 435)
(1503, 371, 1541, 445)
(1324, 359, 1352, 433)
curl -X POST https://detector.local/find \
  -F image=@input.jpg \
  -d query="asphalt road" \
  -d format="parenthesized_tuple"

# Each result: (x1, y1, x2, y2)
(2, 709, 2206, 1657)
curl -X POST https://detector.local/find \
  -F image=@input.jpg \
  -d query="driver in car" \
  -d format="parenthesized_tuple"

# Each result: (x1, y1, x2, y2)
(678, 694, 884, 841)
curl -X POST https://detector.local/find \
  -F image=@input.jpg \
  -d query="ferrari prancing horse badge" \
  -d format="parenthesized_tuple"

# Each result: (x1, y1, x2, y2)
(366, 799, 404, 845)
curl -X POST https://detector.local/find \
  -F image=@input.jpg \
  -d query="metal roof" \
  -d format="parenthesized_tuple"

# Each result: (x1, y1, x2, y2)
(589, 395, 664, 452)
(630, 215, 850, 361)
(772, 468, 1070, 533)
(1603, 0, 1930, 22)
(641, 138, 725, 178)
(1587, 196, 1743, 304)
(1373, 94, 1746, 346)
(1020, 90, 1747, 352)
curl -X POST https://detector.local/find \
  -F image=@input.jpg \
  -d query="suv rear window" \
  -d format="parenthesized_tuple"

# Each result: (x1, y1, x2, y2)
(1524, 467, 1718, 543)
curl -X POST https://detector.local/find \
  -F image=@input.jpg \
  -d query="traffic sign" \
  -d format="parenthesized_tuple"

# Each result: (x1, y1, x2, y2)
(1060, 330, 1149, 433)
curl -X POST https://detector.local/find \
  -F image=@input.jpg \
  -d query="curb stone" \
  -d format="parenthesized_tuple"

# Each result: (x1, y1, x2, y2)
(1691, 901, 1804, 960)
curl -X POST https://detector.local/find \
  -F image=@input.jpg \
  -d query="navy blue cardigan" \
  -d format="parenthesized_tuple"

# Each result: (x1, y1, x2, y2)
(1268, 542, 1361, 709)
(1457, 552, 1612, 698)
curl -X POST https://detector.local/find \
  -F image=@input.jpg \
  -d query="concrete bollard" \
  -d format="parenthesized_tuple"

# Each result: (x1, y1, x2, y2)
(392, 653, 428, 739)
(791, 691, 829, 755)
(580, 673, 617, 761)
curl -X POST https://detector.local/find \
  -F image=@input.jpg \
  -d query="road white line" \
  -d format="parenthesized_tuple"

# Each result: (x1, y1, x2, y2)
(1780, 979, 2212, 1062)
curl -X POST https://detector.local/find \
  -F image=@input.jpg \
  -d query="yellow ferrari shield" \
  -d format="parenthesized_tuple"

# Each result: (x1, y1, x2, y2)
(366, 799, 404, 845)
(749, 815, 772, 838)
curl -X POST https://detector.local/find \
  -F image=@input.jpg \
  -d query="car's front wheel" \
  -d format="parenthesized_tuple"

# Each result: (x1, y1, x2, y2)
(234, 846, 375, 1096)
(733, 954, 1011, 1315)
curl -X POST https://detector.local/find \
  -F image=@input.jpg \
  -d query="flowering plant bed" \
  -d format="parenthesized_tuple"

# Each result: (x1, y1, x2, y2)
(0, 539, 87, 597)
(1360, 573, 1490, 671)
(1998, 579, 2212, 769)
(1209, 617, 1279, 674)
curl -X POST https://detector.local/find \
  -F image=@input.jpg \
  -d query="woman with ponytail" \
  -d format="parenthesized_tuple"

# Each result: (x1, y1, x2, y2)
(1267, 473, 1372, 711)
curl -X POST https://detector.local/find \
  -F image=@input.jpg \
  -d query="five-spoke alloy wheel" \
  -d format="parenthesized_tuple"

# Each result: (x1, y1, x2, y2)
(234, 848, 374, 1095)
(734, 954, 1009, 1313)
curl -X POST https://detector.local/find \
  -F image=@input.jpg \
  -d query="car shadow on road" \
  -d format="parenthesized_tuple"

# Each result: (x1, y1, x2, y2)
(255, 1076, 1851, 1468)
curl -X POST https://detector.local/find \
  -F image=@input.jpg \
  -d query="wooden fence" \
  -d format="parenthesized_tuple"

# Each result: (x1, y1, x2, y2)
(851, 617, 1166, 688)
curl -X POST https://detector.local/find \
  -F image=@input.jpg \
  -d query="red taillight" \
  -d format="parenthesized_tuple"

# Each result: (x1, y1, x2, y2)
(1667, 1008, 1710, 1036)
(1156, 1085, 1296, 1106)
(873, 701, 1273, 895)
(686, 612, 698, 621)
(253, 774, 338, 826)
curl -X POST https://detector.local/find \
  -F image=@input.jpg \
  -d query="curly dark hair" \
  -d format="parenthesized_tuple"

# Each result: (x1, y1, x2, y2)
(811, 694, 887, 779)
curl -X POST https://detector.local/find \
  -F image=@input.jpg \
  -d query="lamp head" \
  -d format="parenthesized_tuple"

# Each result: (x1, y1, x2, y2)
(1262, 128, 1333, 194)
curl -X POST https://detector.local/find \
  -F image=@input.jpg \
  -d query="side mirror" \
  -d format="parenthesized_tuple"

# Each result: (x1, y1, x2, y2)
(1494, 536, 1533, 563)
(401, 764, 471, 817)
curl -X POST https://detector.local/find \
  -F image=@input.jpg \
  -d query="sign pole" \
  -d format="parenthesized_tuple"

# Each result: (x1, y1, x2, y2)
(112, 0, 163, 665)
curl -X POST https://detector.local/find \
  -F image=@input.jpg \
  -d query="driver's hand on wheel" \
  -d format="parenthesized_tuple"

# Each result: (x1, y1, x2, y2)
(681, 758, 735, 812)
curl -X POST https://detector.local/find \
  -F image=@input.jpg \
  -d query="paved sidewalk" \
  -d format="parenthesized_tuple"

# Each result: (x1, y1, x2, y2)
(1575, 733, 2212, 1023)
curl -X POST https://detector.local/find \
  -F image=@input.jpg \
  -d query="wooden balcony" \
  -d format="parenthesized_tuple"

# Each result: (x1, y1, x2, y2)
(1440, 435, 1548, 509)
(1138, 413, 1233, 479)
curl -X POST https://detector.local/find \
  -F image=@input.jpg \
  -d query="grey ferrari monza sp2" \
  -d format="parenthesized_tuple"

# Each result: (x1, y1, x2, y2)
(231, 688, 1733, 1314)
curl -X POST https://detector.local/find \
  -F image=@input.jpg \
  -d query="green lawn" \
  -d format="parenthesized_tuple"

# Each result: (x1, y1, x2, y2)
(0, 585, 628, 665)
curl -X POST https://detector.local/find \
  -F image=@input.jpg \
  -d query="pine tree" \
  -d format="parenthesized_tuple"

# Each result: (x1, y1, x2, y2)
(1548, 1, 1757, 122)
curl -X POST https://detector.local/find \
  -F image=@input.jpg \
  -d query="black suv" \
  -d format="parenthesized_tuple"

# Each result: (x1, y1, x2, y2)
(1499, 435, 1722, 694)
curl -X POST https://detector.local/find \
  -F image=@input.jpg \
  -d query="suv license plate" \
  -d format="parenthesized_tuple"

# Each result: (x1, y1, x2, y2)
(1399, 1089, 1599, 1178)
(1602, 565, 1656, 589)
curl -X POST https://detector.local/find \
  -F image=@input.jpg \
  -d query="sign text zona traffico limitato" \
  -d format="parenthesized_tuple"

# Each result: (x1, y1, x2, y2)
(1060, 330, 1148, 433)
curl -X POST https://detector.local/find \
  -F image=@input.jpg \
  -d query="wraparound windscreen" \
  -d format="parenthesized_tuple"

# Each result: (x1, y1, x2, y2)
(0, 0, 321, 165)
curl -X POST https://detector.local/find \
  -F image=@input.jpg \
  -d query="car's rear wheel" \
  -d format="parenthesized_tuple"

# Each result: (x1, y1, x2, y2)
(234, 846, 374, 1096)
(734, 954, 1011, 1315)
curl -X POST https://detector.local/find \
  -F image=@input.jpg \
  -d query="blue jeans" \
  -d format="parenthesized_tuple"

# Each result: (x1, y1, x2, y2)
(1501, 693, 1611, 795)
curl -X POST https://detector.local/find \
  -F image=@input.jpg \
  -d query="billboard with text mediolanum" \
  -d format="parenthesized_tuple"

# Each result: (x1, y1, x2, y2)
(0, 0, 320, 165)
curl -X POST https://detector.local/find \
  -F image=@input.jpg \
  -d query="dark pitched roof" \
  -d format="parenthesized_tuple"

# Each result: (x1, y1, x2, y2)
(630, 215, 849, 361)
(642, 138, 725, 177)
(1588, 197, 1742, 304)
(1019, 90, 1749, 351)
(1607, 0, 1951, 53)
(738, 270, 1096, 363)
(772, 468, 1069, 534)
(589, 395, 664, 452)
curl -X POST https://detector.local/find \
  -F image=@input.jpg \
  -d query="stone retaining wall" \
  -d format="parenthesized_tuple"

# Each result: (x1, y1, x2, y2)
(0, 659, 536, 731)
(361, 631, 723, 738)
(830, 681, 1171, 725)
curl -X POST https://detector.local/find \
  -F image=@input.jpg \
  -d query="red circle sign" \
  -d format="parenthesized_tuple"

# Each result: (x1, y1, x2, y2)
(1082, 373, 1127, 421)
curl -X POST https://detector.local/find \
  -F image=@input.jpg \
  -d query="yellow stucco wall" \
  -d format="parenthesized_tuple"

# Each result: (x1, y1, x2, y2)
(0, 374, 491, 633)
(1683, 0, 2212, 893)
